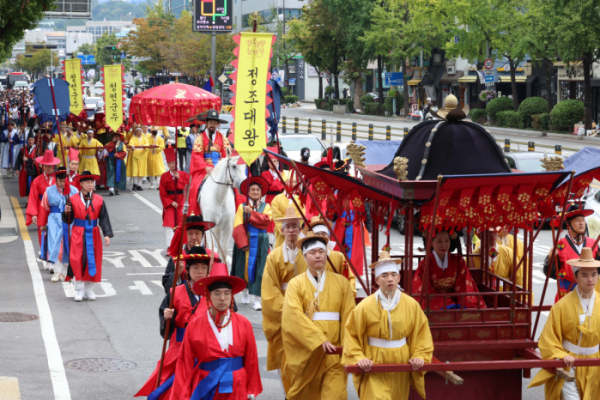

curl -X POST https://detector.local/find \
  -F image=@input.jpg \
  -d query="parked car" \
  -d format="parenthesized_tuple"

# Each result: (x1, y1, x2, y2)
(366, 92, 379, 101)
(504, 152, 548, 172)
(585, 188, 600, 238)
(279, 133, 326, 165)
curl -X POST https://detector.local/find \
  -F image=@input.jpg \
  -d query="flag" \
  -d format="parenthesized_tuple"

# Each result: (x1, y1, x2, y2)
(203, 76, 214, 93)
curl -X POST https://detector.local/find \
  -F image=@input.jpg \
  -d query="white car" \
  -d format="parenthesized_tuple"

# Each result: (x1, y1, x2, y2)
(278, 134, 326, 165)
(585, 188, 600, 238)
(84, 96, 103, 110)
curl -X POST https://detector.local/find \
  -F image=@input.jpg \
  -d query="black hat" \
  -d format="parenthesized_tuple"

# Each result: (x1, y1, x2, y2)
(189, 123, 197, 128)
(185, 246, 210, 269)
(73, 170, 100, 182)
(185, 214, 216, 231)
(27, 131, 35, 140)
(199, 109, 228, 124)
(53, 166, 68, 179)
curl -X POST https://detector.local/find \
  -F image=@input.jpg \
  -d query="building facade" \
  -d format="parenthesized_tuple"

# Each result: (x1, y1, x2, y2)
(67, 20, 135, 43)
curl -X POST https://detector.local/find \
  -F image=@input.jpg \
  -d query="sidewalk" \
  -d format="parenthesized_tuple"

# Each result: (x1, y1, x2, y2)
(0, 176, 18, 243)
(305, 107, 600, 144)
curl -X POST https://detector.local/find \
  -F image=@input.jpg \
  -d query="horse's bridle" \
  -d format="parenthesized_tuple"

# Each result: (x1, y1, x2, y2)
(208, 158, 235, 187)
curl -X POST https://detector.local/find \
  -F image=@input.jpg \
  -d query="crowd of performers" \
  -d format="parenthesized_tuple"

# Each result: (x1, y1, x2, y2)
(3, 90, 600, 398)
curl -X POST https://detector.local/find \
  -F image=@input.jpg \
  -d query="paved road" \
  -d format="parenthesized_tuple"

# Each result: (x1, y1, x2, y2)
(281, 103, 595, 158)
(0, 167, 564, 400)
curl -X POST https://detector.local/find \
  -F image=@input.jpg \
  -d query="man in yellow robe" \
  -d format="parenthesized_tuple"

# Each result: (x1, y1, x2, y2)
(343, 251, 434, 400)
(529, 247, 600, 400)
(77, 128, 102, 175)
(261, 207, 303, 390)
(309, 216, 357, 296)
(472, 227, 521, 290)
(127, 126, 148, 191)
(281, 232, 356, 400)
(498, 226, 524, 266)
(271, 191, 303, 249)
(146, 126, 165, 189)
(52, 122, 71, 166)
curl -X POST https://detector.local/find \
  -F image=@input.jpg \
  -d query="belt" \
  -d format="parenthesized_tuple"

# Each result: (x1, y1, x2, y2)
(281, 282, 288, 290)
(368, 337, 407, 349)
(176, 327, 185, 343)
(74, 218, 98, 276)
(311, 312, 340, 321)
(50, 206, 62, 213)
(74, 218, 98, 228)
(563, 340, 599, 356)
(82, 155, 95, 159)
(167, 190, 184, 195)
(191, 356, 244, 400)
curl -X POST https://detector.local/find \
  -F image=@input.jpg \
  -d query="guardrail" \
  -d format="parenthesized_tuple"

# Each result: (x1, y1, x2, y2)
(280, 116, 580, 156)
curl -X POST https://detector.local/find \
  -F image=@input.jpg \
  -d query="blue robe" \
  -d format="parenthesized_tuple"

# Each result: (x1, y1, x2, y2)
(42, 184, 79, 264)
(1, 129, 22, 169)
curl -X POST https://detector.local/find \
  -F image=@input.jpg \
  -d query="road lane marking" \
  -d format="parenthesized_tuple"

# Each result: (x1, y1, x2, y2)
(129, 250, 156, 268)
(11, 197, 71, 400)
(136, 249, 168, 267)
(151, 280, 164, 288)
(129, 281, 153, 295)
(131, 192, 162, 215)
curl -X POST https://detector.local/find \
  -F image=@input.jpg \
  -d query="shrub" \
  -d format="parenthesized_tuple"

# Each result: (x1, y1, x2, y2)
(325, 86, 334, 94)
(497, 110, 525, 128)
(314, 98, 324, 108)
(395, 92, 405, 113)
(359, 94, 375, 110)
(281, 87, 290, 96)
(346, 99, 355, 112)
(531, 113, 550, 131)
(384, 96, 394, 115)
(388, 89, 398, 98)
(550, 100, 584, 131)
(284, 95, 299, 104)
(519, 97, 548, 128)
(486, 97, 514, 121)
(320, 100, 329, 110)
(364, 102, 384, 116)
(470, 108, 487, 124)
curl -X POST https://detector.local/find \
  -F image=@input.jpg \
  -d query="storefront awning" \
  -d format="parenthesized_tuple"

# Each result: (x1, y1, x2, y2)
(458, 75, 477, 83)
(407, 79, 421, 86)
(498, 76, 527, 83)
(441, 70, 464, 83)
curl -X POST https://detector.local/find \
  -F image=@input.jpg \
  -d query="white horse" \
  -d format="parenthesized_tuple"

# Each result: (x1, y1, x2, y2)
(199, 147, 246, 263)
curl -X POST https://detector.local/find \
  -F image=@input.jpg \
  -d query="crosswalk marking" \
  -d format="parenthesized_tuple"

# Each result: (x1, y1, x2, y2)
(129, 281, 153, 295)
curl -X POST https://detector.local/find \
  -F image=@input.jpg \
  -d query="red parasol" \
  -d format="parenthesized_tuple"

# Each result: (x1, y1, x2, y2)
(128, 83, 221, 127)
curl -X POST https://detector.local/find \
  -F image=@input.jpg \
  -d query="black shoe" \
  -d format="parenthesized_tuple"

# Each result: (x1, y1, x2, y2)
(115, 190, 120, 195)
(132, 186, 137, 191)
(109, 191, 114, 196)
(137, 185, 144, 191)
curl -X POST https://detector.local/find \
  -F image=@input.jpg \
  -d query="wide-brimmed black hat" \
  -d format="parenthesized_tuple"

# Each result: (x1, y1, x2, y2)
(199, 109, 228, 124)
(185, 214, 216, 231)
(74, 170, 100, 182)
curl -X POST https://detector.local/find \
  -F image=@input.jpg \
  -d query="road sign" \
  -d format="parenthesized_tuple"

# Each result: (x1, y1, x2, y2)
(289, 78, 296, 86)
(193, 0, 233, 33)
(117, 42, 123, 49)
(121, 52, 126, 60)
(454, 35, 459, 44)
(484, 59, 494, 70)
(384, 72, 404, 86)
(218, 73, 228, 84)
(485, 75, 495, 83)
(78, 54, 96, 65)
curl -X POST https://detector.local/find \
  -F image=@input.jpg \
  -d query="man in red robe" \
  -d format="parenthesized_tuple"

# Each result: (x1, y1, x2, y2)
(14, 130, 38, 197)
(159, 147, 190, 247)
(67, 148, 80, 191)
(412, 230, 486, 310)
(261, 154, 284, 204)
(63, 171, 113, 302)
(26, 149, 60, 271)
(135, 247, 211, 400)
(170, 262, 262, 400)
(189, 109, 231, 215)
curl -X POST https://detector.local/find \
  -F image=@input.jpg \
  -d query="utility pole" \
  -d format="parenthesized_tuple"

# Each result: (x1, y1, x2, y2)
(211, 32, 216, 93)
(283, 0, 289, 95)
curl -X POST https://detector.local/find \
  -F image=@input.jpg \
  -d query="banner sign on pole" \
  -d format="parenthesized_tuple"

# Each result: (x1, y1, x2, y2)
(63, 58, 84, 115)
(102, 64, 125, 132)
(231, 32, 276, 166)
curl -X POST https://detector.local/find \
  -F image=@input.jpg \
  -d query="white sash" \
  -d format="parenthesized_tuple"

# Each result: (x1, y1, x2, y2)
(563, 340, 599, 356)
(311, 312, 340, 321)
(368, 336, 407, 349)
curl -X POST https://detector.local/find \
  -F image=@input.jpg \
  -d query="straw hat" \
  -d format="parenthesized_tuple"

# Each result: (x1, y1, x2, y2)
(566, 248, 600, 269)
(296, 231, 329, 249)
(368, 251, 403, 270)
(274, 206, 301, 226)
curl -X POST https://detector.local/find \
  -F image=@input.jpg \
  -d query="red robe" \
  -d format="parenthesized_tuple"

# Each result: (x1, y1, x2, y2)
(17, 144, 37, 197)
(261, 169, 284, 204)
(555, 236, 598, 302)
(413, 253, 486, 310)
(68, 171, 81, 192)
(65, 193, 113, 283)
(189, 130, 230, 215)
(170, 311, 263, 400)
(135, 284, 208, 400)
(159, 170, 190, 228)
(26, 173, 54, 245)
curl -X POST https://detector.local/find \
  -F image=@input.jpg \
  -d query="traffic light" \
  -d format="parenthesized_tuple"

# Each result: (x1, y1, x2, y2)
(105, 45, 117, 51)
(131, 70, 138, 77)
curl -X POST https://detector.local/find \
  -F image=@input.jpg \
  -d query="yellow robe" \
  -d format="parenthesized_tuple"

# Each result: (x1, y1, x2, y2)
(270, 192, 304, 249)
(343, 292, 434, 400)
(528, 289, 600, 399)
(66, 134, 79, 150)
(52, 133, 69, 166)
(472, 243, 522, 289)
(261, 245, 304, 371)
(281, 270, 356, 400)
(293, 250, 357, 297)
(77, 137, 102, 175)
(146, 134, 165, 177)
(127, 135, 148, 177)
(498, 233, 524, 266)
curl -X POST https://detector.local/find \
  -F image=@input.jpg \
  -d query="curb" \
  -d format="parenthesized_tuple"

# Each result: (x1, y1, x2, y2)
(0, 176, 19, 243)
(307, 109, 414, 124)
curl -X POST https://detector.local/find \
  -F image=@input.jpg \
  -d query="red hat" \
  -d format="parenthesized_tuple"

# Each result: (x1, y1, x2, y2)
(193, 262, 246, 295)
(69, 148, 79, 163)
(36, 149, 61, 166)
(164, 147, 177, 164)
(239, 176, 270, 197)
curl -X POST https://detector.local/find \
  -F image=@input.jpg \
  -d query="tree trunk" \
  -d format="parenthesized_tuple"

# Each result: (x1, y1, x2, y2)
(544, 59, 553, 116)
(402, 59, 409, 116)
(318, 69, 323, 99)
(285, 59, 289, 95)
(509, 58, 519, 111)
(584, 53, 593, 130)
(354, 76, 363, 111)
(377, 56, 384, 106)
(334, 74, 340, 102)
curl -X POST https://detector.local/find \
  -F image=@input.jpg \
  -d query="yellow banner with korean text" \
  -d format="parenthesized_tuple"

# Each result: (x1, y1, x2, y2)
(64, 58, 83, 115)
(103, 64, 124, 132)
(233, 32, 274, 166)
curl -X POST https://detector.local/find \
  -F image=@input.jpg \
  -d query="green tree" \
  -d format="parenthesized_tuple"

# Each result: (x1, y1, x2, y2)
(0, 0, 55, 62)
(16, 46, 59, 78)
(95, 33, 121, 67)
(535, 0, 600, 129)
